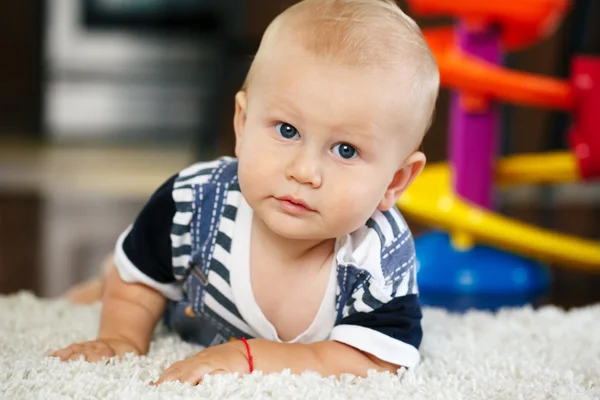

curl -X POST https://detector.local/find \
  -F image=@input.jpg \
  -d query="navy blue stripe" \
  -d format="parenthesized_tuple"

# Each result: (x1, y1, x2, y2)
(206, 285, 244, 321)
(366, 218, 386, 248)
(171, 223, 189, 237)
(229, 181, 241, 192)
(382, 210, 400, 237)
(210, 258, 230, 284)
(222, 204, 237, 221)
(215, 231, 232, 253)
(172, 244, 192, 258)
(173, 265, 188, 277)
(174, 200, 193, 213)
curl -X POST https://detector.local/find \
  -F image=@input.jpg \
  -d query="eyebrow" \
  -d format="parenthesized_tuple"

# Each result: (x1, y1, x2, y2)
(265, 94, 304, 120)
(265, 95, 383, 148)
(338, 128, 383, 151)
(329, 118, 384, 143)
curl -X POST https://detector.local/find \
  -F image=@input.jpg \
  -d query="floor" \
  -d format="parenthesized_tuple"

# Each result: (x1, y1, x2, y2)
(1, 143, 599, 309)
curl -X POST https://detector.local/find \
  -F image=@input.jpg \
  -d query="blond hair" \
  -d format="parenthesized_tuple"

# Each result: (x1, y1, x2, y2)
(243, 0, 439, 137)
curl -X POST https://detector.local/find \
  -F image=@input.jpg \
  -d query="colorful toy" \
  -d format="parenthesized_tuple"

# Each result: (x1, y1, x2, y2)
(400, 0, 600, 310)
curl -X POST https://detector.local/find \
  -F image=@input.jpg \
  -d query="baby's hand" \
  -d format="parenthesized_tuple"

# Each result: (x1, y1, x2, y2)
(50, 338, 141, 362)
(154, 341, 249, 386)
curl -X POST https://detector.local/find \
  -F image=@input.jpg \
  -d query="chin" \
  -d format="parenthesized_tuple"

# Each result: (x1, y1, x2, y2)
(261, 213, 326, 240)
(266, 220, 316, 239)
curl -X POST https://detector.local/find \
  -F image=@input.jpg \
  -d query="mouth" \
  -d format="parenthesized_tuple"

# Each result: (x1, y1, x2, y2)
(275, 195, 315, 213)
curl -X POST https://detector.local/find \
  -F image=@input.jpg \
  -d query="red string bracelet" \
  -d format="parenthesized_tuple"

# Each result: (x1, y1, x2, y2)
(240, 337, 254, 373)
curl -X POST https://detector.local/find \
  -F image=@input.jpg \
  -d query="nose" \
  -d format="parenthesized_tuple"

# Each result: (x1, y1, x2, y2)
(285, 147, 322, 188)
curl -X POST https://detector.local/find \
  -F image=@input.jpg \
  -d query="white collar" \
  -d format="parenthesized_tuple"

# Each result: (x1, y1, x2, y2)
(229, 195, 338, 343)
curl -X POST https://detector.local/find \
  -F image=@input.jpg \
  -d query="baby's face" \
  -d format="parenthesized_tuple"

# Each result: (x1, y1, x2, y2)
(235, 47, 421, 240)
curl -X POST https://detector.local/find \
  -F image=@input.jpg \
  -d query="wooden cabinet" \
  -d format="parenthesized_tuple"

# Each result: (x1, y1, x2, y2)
(0, 193, 42, 294)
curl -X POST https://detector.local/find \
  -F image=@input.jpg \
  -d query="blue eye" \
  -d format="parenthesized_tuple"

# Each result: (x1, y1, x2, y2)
(332, 143, 358, 160)
(275, 123, 299, 139)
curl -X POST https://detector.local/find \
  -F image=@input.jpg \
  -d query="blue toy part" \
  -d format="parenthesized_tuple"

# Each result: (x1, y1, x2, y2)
(414, 231, 551, 312)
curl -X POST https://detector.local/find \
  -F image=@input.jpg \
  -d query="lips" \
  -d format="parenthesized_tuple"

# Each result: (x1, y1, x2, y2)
(276, 195, 315, 212)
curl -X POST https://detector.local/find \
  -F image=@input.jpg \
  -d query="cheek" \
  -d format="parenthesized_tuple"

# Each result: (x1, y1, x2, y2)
(238, 122, 280, 158)
(325, 175, 385, 225)
(334, 170, 387, 202)
(238, 138, 280, 195)
(239, 156, 270, 188)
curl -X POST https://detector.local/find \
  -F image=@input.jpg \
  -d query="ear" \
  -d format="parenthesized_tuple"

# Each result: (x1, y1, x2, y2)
(377, 151, 426, 211)
(233, 91, 248, 158)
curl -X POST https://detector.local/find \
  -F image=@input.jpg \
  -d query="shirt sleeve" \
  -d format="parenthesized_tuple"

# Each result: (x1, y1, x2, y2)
(113, 174, 183, 300)
(330, 226, 422, 369)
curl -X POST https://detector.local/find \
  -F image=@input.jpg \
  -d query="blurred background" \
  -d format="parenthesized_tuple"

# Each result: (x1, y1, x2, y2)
(0, 0, 598, 307)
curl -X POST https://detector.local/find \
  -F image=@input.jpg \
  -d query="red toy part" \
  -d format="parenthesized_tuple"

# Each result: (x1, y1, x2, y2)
(408, 0, 570, 50)
(568, 56, 600, 180)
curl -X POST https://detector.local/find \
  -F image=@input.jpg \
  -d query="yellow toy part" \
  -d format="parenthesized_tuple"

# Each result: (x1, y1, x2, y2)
(397, 152, 600, 271)
(495, 152, 580, 186)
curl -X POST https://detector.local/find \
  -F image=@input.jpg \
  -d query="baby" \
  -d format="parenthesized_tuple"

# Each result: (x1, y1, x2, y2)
(52, 0, 439, 385)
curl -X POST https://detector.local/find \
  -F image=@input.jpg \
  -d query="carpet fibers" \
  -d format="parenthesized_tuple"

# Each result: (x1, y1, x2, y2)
(1, 292, 599, 399)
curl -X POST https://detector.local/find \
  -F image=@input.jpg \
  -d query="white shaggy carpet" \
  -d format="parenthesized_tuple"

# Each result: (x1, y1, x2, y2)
(1, 292, 599, 400)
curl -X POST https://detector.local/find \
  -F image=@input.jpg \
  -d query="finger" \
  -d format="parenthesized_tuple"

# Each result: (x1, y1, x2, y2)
(208, 369, 228, 376)
(86, 350, 109, 363)
(52, 343, 83, 361)
(91, 342, 107, 351)
(177, 365, 212, 386)
(202, 369, 229, 382)
(70, 345, 95, 362)
(50, 348, 73, 360)
(180, 366, 213, 386)
(153, 365, 182, 386)
(91, 344, 114, 358)
(67, 351, 88, 362)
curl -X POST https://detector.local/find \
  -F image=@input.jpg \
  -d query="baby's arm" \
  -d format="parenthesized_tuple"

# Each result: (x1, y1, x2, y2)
(55, 172, 184, 362)
(247, 339, 399, 376)
(154, 338, 398, 384)
(52, 265, 167, 361)
(98, 265, 167, 353)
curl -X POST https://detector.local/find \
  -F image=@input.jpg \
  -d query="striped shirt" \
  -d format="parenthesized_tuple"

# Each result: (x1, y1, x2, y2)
(114, 156, 423, 368)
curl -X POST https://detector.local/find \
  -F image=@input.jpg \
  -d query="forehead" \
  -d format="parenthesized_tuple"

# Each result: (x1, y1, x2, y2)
(250, 46, 416, 134)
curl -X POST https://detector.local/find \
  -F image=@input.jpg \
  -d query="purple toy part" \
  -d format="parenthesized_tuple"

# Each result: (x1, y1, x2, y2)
(449, 22, 502, 209)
